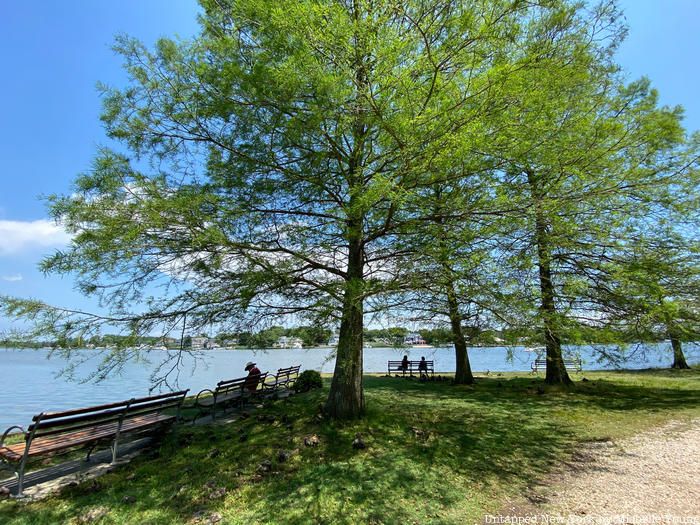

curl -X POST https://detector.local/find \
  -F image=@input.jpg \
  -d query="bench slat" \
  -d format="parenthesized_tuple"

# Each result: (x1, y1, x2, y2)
(37, 400, 131, 421)
(30, 409, 126, 434)
(128, 390, 188, 405)
(2, 422, 120, 460)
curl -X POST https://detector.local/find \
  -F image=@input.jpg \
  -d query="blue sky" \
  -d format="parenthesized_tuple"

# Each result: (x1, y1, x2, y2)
(1, 0, 699, 330)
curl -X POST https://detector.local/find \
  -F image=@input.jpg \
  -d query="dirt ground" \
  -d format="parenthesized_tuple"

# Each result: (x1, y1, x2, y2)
(494, 419, 700, 525)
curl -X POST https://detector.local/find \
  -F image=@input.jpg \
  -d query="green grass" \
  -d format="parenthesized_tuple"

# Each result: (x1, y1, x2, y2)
(1, 368, 699, 525)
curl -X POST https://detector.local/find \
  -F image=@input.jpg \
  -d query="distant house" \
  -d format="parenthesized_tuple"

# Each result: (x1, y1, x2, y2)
(191, 336, 211, 350)
(274, 336, 303, 349)
(404, 332, 427, 345)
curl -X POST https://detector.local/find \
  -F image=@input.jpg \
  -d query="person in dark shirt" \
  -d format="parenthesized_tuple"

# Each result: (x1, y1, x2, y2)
(401, 355, 409, 375)
(244, 361, 262, 392)
(418, 356, 428, 379)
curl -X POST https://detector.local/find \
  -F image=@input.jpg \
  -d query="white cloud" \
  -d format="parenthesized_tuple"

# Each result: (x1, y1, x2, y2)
(0, 219, 72, 255)
(1, 274, 23, 282)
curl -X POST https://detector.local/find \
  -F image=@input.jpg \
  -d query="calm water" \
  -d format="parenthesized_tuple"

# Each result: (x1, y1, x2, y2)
(0, 343, 697, 430)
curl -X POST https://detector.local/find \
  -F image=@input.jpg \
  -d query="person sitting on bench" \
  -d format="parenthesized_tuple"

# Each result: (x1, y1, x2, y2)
(244, 361, 262, 392)
(418, 356, 428, 379)
(401, 355, 409, 374)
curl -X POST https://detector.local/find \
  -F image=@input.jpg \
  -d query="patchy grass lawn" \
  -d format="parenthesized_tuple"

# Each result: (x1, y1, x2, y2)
(1, 368, 698, 525)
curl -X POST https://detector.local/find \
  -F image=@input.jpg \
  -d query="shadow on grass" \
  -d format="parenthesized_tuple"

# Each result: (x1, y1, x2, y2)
(1, 369, 698, 525)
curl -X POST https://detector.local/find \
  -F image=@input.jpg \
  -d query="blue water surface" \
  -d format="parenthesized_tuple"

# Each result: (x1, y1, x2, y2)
(0, 342, 697, 430)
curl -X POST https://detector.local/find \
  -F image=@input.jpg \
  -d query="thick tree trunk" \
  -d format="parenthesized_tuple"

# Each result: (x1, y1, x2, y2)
(528, 171, 572, 386)
(446, 286, 474, 384)
(664, 315, 691, 370)
(670, 336, 690, 369)
(325, 5, 369, 419)
(325, 236, 365, 419)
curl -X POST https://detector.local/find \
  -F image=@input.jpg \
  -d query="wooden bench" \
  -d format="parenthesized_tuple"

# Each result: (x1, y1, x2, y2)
(387, 360, 434, 378)
(192, 372, 268, 420)
(531, 358, 582, 373)
(264, 365, 301, 393)
(0, 390, 188, 497)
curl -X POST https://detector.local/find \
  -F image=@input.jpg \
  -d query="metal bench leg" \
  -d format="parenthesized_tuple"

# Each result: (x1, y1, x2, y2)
(86, 443, 98, 462)
(111, 430, 122, 464)
(15, 458, 27, 498)
(0, 464, 22, 498)
(11, 440, 33, 499)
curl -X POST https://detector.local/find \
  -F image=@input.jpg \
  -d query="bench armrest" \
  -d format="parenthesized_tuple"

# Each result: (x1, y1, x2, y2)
(194, 388, 215, 406)
(1, 425, 26, 447)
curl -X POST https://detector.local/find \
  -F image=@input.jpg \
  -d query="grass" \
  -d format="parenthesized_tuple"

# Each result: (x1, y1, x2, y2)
(1, 368, 698, 525)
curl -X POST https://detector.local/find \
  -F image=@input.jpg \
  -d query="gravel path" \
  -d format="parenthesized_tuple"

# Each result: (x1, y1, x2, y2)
(499, 419, 700, 525)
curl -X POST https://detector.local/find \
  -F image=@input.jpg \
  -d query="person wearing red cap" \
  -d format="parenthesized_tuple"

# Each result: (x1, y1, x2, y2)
(244, 361, 262, 392)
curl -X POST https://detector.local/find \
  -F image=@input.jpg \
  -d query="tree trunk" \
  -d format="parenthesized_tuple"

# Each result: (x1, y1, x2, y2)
(446, 285, 474, 384)
(670, 336, 690, 369)
(528, 171, 572, 386)
(324, 232, 365, 418)
(325, 4, 369, 418)
(663, 314, 691, 370)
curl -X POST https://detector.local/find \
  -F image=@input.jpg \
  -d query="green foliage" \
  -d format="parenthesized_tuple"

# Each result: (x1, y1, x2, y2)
(1, 0, 699, 401)
(293, 369, 323, 393)
(287, 326, 332, 347)
(590, 230, 700, 352)
(240, 326, 285, 349)
(233, 326, 331, 348)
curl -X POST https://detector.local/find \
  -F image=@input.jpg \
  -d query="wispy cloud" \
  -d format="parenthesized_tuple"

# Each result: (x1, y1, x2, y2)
(1, 274, 23, 282)
(0, 219, 71, 256)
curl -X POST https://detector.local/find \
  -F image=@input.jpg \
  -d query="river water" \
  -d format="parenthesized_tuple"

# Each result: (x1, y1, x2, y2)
(0, 343, 697, 430)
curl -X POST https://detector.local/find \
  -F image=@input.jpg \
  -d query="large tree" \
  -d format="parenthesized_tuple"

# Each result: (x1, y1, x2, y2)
(396, 179, 513, 385)
(2, 0, 557, 417)
(590, 225, 700, 369)
(490, 1, 697, 385)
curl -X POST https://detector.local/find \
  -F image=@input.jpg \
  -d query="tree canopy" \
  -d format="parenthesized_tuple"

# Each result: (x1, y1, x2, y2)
(2, 0, 698, 418)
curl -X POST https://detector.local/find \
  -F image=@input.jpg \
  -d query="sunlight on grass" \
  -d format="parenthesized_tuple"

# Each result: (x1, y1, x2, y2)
(1, 369, 698, 524)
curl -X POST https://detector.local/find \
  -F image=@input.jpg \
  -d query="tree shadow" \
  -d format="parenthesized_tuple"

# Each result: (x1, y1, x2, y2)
(2, 370, 697, 524)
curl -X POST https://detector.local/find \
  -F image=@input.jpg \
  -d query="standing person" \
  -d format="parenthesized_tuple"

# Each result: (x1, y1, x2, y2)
(418, 356, 428, 380)
(244, 361, 262, 392)
(401, 355, 409, 376)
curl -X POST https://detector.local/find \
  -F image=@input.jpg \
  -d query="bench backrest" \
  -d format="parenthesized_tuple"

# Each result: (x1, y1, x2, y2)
(216, 372, 268, 395)
(388, 360, 434, 372)
(27, 389, 189, 440)
(533, 358, 581, 370)
(28, 400, 131, 440)
(533, 358, 581, 364)
(276, 365, 300, 379)
(123, 390, 189, 419)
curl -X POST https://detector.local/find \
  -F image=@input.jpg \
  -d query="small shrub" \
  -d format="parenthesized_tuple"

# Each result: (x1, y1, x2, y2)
(294, 370, 323, 393)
